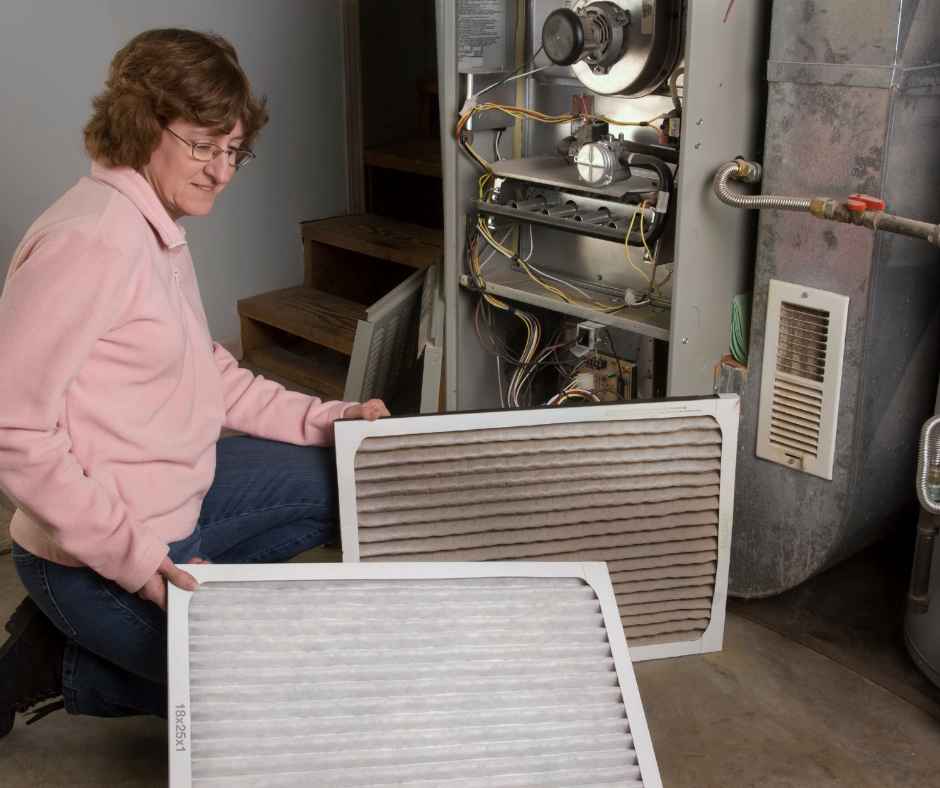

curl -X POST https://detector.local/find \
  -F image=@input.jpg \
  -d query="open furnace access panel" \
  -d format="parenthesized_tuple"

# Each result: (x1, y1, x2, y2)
(437, 0, 768, 409)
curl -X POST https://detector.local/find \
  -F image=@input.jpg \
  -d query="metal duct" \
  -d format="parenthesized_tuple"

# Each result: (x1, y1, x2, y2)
(337, 397, 739, 661)
(167, 563, 662, 788)
(730, 0, 940, 596)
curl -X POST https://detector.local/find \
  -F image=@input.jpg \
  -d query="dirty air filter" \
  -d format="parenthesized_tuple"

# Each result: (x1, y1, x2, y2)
(336, 396, 739, 661)
(167, 562, 662, 787)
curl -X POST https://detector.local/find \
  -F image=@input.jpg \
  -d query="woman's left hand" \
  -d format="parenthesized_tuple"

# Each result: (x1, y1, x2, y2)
(345, 399, 390, 421)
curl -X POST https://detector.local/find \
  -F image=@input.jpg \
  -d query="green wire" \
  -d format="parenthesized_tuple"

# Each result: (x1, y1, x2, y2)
(730, 293, 751, 366)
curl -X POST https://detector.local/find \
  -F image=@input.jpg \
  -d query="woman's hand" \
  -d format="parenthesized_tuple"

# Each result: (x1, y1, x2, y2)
(345, 399, 390, 421)
(137, 556, 200, 611)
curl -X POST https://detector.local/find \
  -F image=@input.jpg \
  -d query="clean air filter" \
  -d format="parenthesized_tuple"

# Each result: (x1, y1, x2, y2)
(167, 562, 662, 788)
(336, 396, 739, 661)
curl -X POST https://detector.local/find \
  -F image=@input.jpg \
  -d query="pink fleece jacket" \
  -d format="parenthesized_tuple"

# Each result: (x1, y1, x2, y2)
(0, 163, 355, 592)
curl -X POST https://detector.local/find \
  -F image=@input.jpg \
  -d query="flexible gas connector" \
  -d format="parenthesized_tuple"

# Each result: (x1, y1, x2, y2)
(713, 160, 811, 212)
(714, 159, 940, 247)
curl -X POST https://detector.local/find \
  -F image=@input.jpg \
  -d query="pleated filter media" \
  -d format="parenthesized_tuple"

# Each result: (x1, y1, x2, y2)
(168, 562, 662, 788)
(336, 396, 739, 661)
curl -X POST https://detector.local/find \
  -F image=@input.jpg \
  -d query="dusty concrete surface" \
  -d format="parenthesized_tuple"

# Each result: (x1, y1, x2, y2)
(729, 530, 940, 721)
(636, 615, 940, 787)
(1, 541, 938, 787)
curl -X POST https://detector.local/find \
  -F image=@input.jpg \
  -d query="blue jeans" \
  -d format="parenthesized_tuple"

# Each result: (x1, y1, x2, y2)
(12, 436, 339, 719)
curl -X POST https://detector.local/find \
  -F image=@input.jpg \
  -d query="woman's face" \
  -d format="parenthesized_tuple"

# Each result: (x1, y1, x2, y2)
(140, 119, 245, 220)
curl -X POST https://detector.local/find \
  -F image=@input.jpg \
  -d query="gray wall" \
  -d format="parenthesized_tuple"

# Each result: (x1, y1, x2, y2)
(0, 0, 349, 346)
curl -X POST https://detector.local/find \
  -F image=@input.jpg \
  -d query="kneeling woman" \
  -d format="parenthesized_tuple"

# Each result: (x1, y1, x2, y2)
(0, 28, 387, 733)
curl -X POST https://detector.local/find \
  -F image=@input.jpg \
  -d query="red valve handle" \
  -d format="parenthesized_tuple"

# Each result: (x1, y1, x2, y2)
(847, 193, 886, 213)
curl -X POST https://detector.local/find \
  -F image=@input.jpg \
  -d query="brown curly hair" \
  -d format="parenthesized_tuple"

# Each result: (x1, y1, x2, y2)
(84, 28, 269, 169)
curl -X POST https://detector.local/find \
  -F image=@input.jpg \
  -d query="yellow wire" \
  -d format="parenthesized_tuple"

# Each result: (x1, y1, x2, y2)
(639, 203, 671, 296)
(638, 201, 655, 264)
(479, 220, 573, 305)
(478, 171, 493, 199)
(623, 207, 652, 288)
(476, 219, 623, 314)
(653, 266, 672, 291)
(461, 103, 671, 317)
(456, 103, 667, 173)
(464, 104, 662, 130)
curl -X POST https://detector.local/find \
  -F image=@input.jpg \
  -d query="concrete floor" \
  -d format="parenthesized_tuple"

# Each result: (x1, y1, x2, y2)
(1, 537, 939, 786)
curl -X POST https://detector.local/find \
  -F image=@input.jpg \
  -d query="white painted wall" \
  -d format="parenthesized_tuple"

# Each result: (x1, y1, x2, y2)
(0, 0, 349, 347)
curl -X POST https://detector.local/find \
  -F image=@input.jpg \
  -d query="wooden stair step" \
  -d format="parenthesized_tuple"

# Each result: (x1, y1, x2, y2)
(364, 137, 442, 178)
(243, 344, 347, 402)
(302, 213, 442, 270)
(238, 287, 365, 356)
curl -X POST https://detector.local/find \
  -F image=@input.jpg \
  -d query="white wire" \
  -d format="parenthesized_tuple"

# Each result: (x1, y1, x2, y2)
(623, 288, 651, 307)
(507, 63, 551, 82)
(669, 67, 685, 113)
(514, 342, 567, 402)
(494, 129, 504, 161)
(525, 262, 597, 299)
(479, 220, 608, 303)
(507, 311, 540, 408)
(477, 222, 515, 262)
(474, 63, 551, 99)
(479, 226, 514, 270)
(522, 222, 534, 261)
(495, 355, 505, 407)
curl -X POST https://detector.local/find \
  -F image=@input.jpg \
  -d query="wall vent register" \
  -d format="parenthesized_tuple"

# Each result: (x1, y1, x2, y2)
(336, 396, 739, 661)
(168, 562, 662, 788)
(757, 279, 849, 480)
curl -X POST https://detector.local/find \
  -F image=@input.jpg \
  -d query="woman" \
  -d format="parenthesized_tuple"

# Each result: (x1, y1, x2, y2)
(0, 28, 388, 734)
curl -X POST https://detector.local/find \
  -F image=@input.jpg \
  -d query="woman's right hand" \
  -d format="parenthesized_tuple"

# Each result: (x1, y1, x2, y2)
(345, 399, 390, 421)
(137, 556, 199, 611)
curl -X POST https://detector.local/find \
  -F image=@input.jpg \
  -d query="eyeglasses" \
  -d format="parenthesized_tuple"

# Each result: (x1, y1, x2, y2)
(165, 127, 256, 170)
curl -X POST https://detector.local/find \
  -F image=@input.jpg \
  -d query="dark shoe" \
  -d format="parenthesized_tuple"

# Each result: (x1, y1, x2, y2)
(0, 597, 65, 738)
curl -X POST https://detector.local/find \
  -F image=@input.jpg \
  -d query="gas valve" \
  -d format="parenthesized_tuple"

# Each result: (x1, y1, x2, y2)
(557, 121, 632, 188)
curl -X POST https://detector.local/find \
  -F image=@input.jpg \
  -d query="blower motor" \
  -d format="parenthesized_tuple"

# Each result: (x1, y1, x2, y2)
(541, 0, 683, 97)
(542, 2, 631, 74)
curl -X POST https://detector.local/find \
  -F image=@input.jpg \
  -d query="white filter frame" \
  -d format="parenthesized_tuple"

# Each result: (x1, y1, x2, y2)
(167, 561, 662, 788)
(336, 395, 739, 662)
(344, 267, 425, 403)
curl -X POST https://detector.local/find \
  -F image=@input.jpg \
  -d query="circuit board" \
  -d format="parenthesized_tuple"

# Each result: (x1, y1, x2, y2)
(572, 352, 637, 401)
